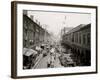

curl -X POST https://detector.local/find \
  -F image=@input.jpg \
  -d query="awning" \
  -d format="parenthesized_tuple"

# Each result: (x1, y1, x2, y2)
(23, 48, 37, 56)
(23, 48, 28, 54)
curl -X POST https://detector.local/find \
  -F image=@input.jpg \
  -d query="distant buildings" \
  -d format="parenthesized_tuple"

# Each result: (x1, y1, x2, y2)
(60, 27, 73, 38)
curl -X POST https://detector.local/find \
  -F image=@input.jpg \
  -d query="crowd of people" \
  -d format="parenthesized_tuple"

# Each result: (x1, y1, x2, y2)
(39, 44, 61, 68)
(23, 42, 76, 69)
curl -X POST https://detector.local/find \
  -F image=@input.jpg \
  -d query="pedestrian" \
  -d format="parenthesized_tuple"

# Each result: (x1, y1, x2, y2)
(49, 45, 57, 66)
(47, 56, 51, 67)
(50, 54, 55, 68)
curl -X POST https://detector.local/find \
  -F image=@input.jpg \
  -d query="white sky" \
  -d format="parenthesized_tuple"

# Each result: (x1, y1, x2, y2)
(27, 10, 91, 37)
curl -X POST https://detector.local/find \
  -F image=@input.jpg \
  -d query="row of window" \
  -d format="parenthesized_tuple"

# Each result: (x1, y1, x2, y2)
(64, 32, 90, 46)
(23, 15, 51, 48)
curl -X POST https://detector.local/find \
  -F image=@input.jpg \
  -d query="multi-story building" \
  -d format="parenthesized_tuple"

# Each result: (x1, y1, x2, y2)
(61, 24, 91, 66)
(23, 14, 51, 48)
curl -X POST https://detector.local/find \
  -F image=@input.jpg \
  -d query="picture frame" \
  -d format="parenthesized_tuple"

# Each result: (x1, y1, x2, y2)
(11, 1, 98, 78)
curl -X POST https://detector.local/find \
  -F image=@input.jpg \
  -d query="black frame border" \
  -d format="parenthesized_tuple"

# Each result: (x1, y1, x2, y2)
(11, 1, 98, 79)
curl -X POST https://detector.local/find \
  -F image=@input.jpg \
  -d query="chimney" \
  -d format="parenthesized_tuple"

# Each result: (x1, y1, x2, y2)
(30, 15, 34, 21)
(23, 10, 27, 15)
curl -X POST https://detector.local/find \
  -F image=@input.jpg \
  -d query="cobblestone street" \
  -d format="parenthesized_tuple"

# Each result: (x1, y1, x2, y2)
(35, 52, 63, 69)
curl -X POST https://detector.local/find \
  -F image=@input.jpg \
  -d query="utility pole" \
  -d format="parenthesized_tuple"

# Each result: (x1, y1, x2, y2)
(43, 24, 47, 43)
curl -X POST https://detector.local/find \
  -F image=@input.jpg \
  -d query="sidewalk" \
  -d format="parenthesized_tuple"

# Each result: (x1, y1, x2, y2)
(32, 54, 43, 69)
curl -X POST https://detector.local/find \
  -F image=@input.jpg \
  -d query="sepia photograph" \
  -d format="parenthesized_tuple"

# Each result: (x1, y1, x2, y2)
(23, 10, 91, 69)
(11, 1, 97, 78)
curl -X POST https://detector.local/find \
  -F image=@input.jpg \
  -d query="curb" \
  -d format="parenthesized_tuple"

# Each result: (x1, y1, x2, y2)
(32, 54, 43, 69)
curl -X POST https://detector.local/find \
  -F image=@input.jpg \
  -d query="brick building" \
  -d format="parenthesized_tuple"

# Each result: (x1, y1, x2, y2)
(23, 14, 51, 48)
(61, 24, 91, 66)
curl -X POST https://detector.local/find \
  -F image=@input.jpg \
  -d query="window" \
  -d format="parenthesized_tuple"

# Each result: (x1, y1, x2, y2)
(83, 34, 86, 44)
(87, 33, 90, 46)
(79, 35, 81, 44)
(72, 34, 74, 42)
(75, 33, 78, 43)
